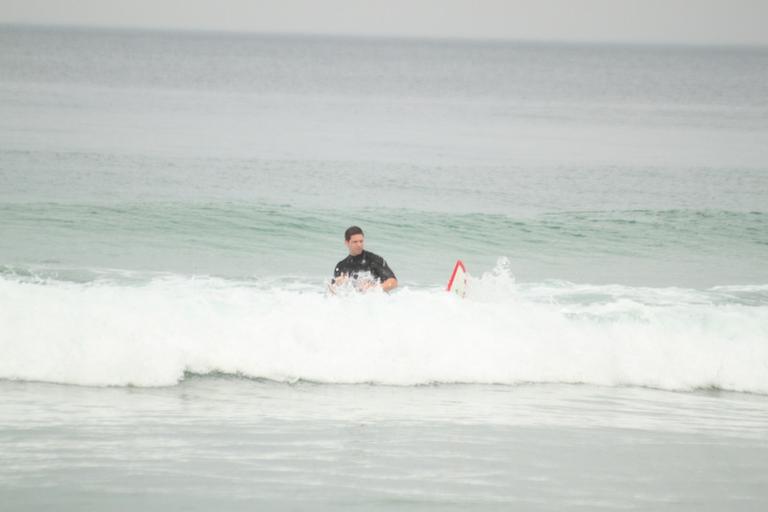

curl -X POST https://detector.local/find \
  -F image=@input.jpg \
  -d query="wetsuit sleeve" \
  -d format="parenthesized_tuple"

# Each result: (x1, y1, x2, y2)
(333, 258, 349, 279)
(371, 256, 396, 282)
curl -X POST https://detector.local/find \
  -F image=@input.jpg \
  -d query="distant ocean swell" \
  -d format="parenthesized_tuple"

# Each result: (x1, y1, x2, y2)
(3, 203, 766, 245)
(2, 268, 766, 393)
(2, 203, 766, 285)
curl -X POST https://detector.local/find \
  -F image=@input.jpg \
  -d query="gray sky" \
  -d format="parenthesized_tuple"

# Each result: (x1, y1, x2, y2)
(2, 0, 767, 45)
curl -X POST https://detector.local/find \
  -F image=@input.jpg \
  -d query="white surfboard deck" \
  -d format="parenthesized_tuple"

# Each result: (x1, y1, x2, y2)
(446, 260, 468, 298)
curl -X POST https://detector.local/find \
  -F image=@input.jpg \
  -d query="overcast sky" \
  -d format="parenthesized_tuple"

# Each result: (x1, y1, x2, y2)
(2, 0, 767, 45)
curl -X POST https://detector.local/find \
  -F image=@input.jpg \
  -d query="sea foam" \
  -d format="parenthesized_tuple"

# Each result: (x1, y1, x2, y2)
(1, 267, 767, 392)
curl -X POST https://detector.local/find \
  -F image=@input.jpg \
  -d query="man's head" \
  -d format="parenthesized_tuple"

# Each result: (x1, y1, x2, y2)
(344, 226, 364, 256)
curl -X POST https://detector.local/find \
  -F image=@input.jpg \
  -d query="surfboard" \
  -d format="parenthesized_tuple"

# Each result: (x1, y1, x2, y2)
(446, 259, 468, 298)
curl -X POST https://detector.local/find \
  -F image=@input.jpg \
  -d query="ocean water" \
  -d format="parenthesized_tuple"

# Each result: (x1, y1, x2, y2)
(1, 25, 768, 510)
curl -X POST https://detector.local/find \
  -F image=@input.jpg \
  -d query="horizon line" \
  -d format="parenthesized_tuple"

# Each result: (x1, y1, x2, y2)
(3, 22, 767, 51)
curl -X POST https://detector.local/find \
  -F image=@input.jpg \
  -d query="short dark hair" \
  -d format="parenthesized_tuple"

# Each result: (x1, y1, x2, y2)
(345, 226, 364, 241)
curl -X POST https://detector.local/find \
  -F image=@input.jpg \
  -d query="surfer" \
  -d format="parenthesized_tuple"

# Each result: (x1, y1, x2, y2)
(331, 226, 398, 293)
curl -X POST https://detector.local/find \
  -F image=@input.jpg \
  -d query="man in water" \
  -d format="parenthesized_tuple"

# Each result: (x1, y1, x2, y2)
(332, 226, 398, 293)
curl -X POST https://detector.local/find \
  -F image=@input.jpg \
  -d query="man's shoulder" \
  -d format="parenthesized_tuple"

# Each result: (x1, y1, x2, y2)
(362, 250, 385, 264)
(363, 251, 395, 280)
(335, 255, 352, 268)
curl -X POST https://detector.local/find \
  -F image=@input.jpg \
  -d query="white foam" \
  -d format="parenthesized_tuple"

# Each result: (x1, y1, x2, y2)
(1, 270, 767, 392)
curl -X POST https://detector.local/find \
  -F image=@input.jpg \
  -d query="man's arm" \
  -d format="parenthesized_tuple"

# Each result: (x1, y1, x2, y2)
(380, 277, 398, 292)
(332, 262, 346, 286)
(371, 255, 397, 292)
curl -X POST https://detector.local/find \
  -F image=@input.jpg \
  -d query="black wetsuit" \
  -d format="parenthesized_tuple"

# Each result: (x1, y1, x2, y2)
(333, 250, 396, 283)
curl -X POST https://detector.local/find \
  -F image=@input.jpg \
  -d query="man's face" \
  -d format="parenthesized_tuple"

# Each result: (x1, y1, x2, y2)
(345, 234, 364, 256)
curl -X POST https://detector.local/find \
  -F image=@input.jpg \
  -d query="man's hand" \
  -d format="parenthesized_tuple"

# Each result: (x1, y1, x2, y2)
(380, 278, 398, 293)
